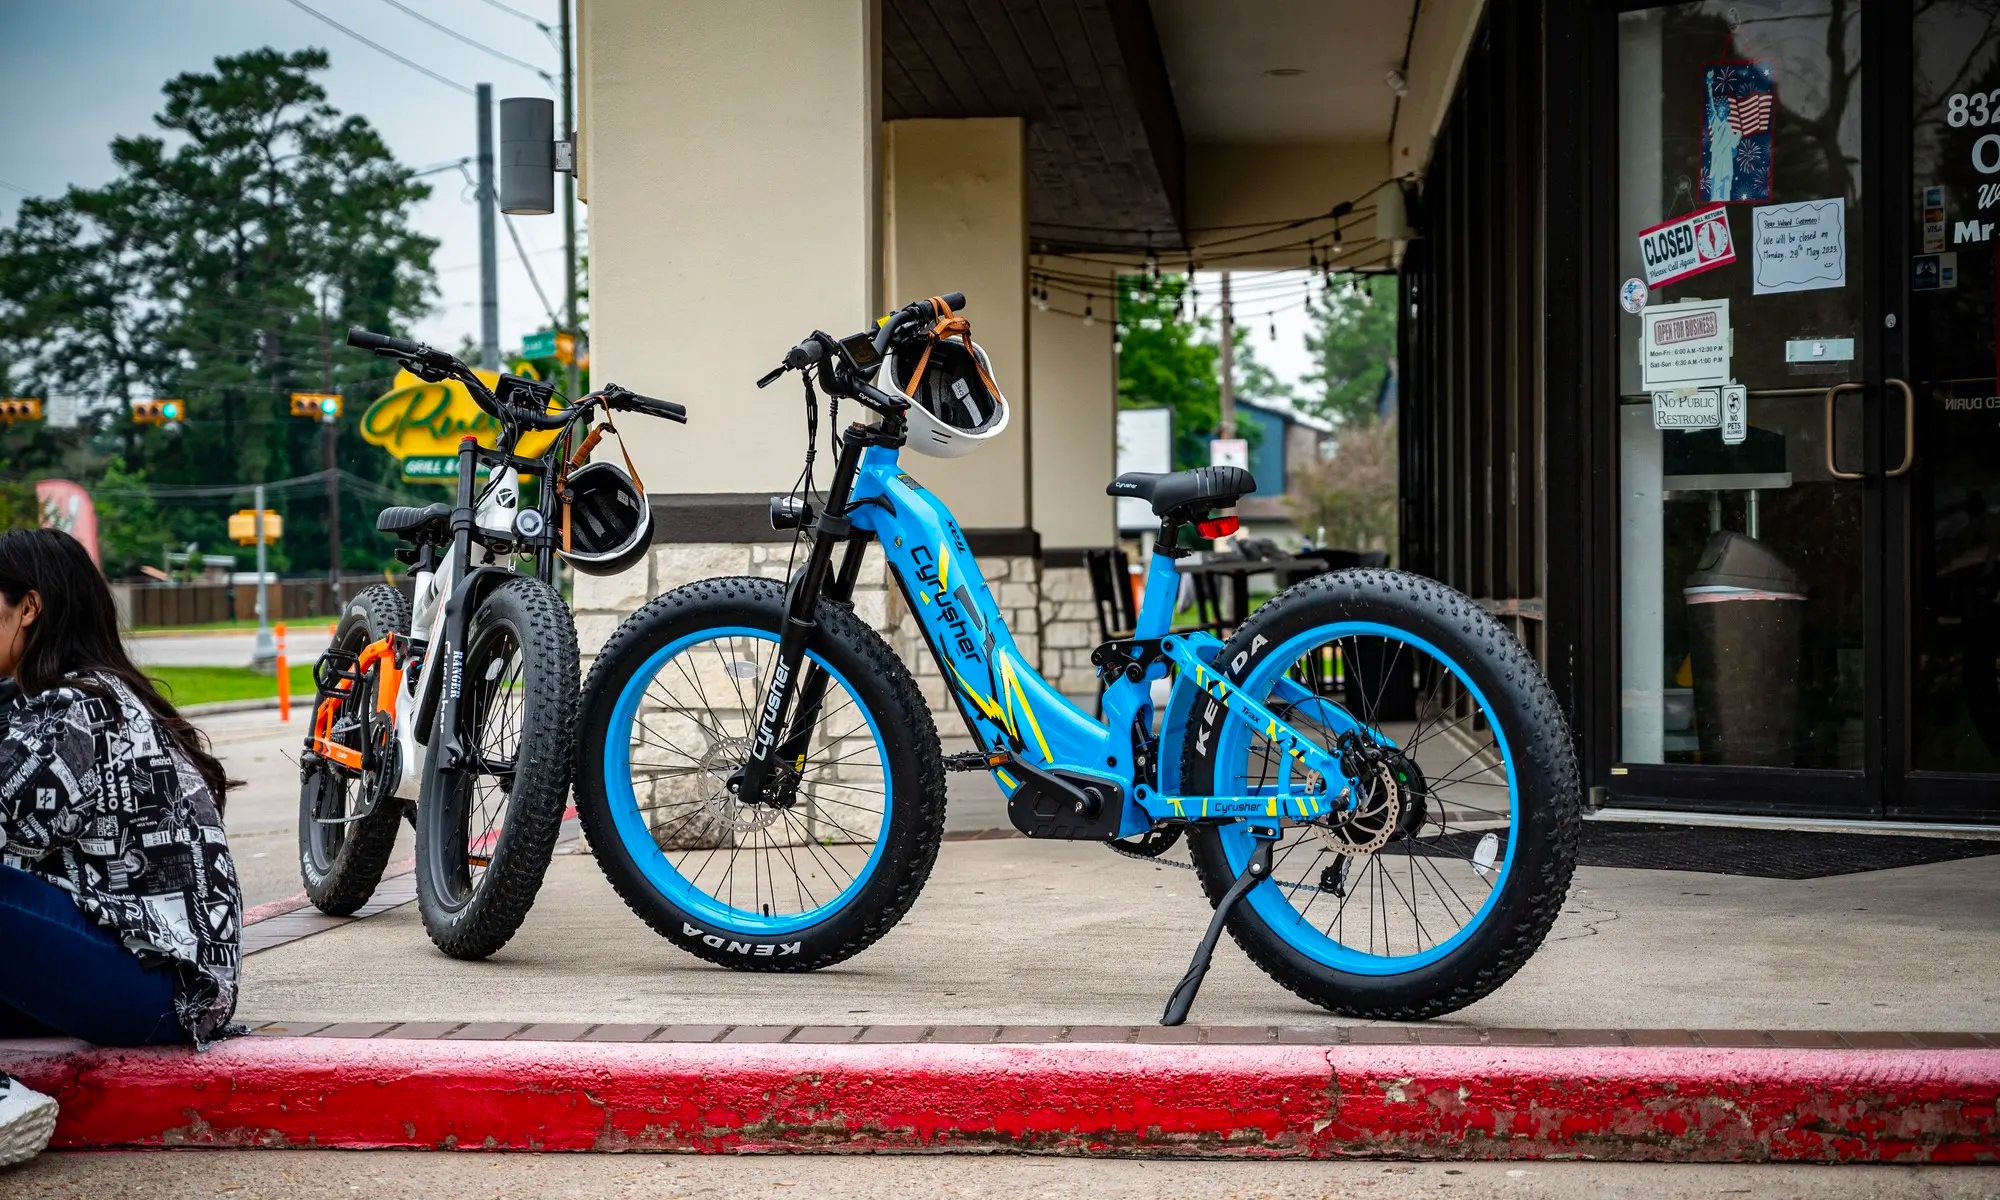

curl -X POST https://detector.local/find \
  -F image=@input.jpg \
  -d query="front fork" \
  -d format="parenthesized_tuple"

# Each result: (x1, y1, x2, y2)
(735, 429, 871, 806)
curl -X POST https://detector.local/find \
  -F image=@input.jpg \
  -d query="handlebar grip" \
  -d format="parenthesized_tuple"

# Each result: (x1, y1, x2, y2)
(346, 328, 420, 356)
(785, 339, 825, 371)
(936, 291, 966, 314)
(606, 389, 688, 424)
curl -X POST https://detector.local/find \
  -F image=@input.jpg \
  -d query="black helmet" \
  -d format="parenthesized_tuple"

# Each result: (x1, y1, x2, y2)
(561, 461, 650, 576)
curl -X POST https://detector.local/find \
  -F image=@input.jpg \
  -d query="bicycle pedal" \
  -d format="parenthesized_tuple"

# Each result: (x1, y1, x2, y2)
(944, 750, 1011, 772)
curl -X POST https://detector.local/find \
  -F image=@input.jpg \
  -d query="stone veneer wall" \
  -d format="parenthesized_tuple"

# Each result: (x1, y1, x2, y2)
(572, 544, 1106, 742)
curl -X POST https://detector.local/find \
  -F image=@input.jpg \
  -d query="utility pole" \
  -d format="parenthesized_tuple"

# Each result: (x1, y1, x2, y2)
(1217, 271, 1236, 440)
(477, 82, 500, 371)
(319, 291, 342, 603)
(559, 1, 580, 400)
(252, 484, 274, 670)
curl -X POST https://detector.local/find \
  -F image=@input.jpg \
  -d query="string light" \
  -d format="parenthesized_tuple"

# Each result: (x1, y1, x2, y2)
(1082, 295, 1095, 326)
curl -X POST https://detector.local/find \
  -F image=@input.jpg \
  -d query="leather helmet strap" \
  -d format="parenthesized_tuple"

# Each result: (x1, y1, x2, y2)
(559, 402, 648, 555)
(902, 296, 999, 406)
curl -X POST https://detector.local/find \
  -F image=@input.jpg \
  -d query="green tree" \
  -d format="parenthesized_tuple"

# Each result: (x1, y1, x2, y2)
(0, 48, 437, 573)
(1301, 275, 1398, 426)
(1116, 274, 1286, 471)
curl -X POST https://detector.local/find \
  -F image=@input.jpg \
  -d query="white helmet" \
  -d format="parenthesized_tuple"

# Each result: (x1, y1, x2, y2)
(880, 306, 1009, 458)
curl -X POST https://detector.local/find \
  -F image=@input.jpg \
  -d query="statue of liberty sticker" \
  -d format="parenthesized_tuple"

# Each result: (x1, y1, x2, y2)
(1701, 61, 1775, 204)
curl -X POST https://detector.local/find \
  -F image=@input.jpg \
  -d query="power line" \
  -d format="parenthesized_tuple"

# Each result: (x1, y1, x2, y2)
(371, 0, 554, 84)
(281, 0, 476, 95)
(472, 0, 552, 30)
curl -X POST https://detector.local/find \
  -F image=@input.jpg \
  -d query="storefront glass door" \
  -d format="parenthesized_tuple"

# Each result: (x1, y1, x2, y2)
(1611, 0, 2000, 820)
(1614, 0, 1875, 812)
(1899, 0, 2000, 816)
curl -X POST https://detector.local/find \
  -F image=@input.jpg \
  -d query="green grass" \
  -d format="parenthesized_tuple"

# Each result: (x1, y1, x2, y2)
(146, 664, 317, 708)
(130, 618, 339, 635)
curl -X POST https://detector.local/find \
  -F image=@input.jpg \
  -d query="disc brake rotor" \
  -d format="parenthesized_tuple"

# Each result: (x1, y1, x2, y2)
(1314, 735, 1402, 856)
(702, 736, 782, 832)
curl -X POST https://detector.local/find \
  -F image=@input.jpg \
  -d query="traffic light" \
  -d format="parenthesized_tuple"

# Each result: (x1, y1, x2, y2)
(131, 399, 184, 426)
(0, 398, 42, 424)
(290, 392, 341, 420)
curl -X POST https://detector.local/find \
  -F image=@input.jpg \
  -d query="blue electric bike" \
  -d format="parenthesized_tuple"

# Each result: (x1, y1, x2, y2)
(575, 293, 1580, 1023)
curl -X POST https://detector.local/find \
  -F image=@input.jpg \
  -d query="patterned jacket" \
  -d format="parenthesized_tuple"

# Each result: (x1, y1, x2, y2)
(0, 673, 240, 1044)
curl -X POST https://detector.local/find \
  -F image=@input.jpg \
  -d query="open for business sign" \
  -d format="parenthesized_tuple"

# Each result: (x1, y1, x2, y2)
(1637, 204, 1736, 287)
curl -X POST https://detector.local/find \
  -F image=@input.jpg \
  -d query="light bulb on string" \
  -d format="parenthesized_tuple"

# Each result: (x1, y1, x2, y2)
(1268, 318, 1277, 342)
(1307, 239, 1320, 274)
(1333, 218, 1343, 250)
(1083, 295, 1095, 326)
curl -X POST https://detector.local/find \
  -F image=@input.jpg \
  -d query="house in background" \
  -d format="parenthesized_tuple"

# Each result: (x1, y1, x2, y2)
(1234, 395, 1332, 544)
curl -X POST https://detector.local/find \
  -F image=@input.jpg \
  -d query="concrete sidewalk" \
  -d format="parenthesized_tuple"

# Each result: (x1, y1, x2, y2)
(236, 834, 2000, 1032)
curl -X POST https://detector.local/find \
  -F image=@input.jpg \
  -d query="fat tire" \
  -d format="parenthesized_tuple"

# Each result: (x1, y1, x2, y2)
(415, 577, 579, 959)
(576, 575, 947, 972)
(299, 584, 410, 916)
(1180, 568, 1580, 1021)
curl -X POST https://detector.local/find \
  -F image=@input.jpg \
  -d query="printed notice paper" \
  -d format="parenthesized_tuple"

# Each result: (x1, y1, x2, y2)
(1640, 298, 1732, 390)
(1751, 198, 1846, 295)
(1637, 205, 1737, 288)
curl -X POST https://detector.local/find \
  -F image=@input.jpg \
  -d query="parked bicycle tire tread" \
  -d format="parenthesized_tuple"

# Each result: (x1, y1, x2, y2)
(1180, 568, 1581, 1021)
(299, 584, 411, 916)
(416, 577, 579, 960)
(577, 575, 947, 972)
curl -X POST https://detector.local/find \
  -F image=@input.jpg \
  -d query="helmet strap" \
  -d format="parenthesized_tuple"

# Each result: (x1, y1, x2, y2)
(903, 295, 1002, 412)
(558, 405, 648, 556)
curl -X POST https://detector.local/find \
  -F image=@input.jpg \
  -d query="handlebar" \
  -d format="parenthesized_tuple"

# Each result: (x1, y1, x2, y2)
(602, 385, 687, 424)
(873, 292, 966, 355)
(346, 328, 421, 357)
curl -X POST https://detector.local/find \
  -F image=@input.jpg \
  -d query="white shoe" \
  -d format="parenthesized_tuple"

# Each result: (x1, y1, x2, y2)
(0, 1074, 58, 1168)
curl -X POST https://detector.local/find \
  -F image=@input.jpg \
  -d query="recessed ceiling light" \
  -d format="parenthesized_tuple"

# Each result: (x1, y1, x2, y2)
(1263, 67, 1306, 77)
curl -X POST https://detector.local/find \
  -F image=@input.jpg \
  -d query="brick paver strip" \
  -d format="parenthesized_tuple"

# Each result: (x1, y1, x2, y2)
(1695, 1029, 1775, 1047)
(1275, 1025, 1344, 1044)
(720, 1026, 795, 1043)
(310, 1022, 399, 1039)
(510, 1023, 594, 1042)
(1131, 1025, 1200, 1044)
(788, 1026, 863, 1045)
(1202, 1026, 1275, 1044)
(249, 1021, 329, 1038)
(855, 1026, 929, 1044)
(382, 1023, 463, 1040)
(1626, 1029, 1697, 1047)
(1347, 1026, 1416, 1045)
(1484, 1027, 1558, 1046)
(1412, 1026, 1484, 1045)
(1839, 1031, 1919, 1049)
(1554, 1029, 1628, 1047)
(648, 1026, 730, 1043)
(1914, 1032, 1988, 1049)
(1768, 1030, 1845, 1049)
(445, 1023, 529, 1041)
(581, 1024, 661, 1043)
(994, 1026, 1065, 1043)
(926, 1026, 999, 1044)
(10, 1036, 1997, 1161)
(1065, 1025, 1135, 1044)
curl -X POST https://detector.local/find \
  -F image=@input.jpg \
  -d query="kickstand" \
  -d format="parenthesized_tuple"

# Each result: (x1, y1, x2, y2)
(1160, 827, 1277, 1027)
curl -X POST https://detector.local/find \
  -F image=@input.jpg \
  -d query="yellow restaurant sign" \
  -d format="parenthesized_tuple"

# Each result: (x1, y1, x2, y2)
(361, 366, 563, 484)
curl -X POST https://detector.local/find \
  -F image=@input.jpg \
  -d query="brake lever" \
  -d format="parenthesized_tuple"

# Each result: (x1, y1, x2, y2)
(756, 363, 787, 389)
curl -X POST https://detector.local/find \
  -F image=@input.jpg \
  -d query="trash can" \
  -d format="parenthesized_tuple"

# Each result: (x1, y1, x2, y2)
(1683, 531, 1806, 767)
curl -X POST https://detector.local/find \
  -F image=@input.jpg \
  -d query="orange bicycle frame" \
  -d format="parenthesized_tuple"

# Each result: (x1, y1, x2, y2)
(311, 635, 401, 771)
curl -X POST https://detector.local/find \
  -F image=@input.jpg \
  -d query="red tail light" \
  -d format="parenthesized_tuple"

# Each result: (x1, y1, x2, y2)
(1197, 514, 1239, 539)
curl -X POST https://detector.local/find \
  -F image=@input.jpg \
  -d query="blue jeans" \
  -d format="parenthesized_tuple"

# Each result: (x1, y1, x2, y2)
(0, 863, 182, 1046)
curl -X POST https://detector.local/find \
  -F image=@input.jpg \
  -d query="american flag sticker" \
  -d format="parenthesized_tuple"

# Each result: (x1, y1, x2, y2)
(1702, 61, 1776, 204)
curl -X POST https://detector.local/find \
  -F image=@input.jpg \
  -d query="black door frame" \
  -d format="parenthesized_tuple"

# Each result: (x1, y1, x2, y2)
(1572, 0, 1999, 821)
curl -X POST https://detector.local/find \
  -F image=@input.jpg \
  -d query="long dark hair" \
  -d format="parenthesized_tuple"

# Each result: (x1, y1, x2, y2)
(0, 528, 234, 804)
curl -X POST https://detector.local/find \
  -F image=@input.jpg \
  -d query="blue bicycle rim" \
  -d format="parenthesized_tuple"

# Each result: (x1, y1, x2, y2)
(1212, 620, 1520, 975)
(603, 625, 894, 935)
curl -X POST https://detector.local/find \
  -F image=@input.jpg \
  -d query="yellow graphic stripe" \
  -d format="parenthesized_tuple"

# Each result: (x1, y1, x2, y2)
(937, 542, 951, 591)
(999, 654, 1053, 763)
(946, 661, 1004, 723)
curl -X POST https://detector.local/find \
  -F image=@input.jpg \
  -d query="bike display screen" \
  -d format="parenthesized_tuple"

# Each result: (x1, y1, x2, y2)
(840, 332, 883, 368)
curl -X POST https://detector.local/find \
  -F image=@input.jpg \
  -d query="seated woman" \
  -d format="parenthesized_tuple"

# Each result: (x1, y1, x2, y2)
(0, 529, 241, 1166)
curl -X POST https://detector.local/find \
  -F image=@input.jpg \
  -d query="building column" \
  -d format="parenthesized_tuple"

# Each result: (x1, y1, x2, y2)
(881, 117, 1042, 717)
(1031, 257, 1119, 702)
(573, 0, 883, 654)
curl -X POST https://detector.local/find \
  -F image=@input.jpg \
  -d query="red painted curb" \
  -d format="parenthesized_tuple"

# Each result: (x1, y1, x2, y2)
(2, 1038, 1995, 1161)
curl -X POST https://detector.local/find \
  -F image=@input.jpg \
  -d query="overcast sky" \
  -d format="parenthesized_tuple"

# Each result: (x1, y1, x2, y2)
(0, 0, 1322, 398)
(0, 0, 568, 360)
